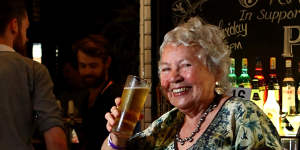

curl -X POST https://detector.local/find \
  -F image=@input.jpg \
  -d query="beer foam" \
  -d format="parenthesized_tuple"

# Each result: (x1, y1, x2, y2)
(124, 87, 150, 89)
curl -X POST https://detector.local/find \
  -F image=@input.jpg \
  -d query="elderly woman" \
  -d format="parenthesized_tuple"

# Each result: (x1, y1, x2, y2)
(102, 17, 282, 150)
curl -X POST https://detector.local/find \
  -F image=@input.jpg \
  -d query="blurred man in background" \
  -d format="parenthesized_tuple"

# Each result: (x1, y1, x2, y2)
(0, 0, 67, 150)
(72, 34, 123, 150)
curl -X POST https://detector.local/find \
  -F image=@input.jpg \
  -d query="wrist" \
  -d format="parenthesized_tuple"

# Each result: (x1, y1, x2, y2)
(107, 134, 126, 150)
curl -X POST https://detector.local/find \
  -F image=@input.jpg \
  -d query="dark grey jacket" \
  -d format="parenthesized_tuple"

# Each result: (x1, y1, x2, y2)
(0, 45, 63, 150)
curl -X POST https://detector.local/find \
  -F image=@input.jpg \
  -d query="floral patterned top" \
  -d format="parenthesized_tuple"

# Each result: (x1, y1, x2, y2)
(127, 97, 282, 150)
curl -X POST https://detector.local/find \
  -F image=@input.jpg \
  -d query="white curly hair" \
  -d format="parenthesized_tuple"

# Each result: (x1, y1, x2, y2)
(159, 17, 231, 93)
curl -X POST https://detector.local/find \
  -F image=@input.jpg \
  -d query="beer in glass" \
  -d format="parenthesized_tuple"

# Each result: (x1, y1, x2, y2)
(112, 75, 150, 136)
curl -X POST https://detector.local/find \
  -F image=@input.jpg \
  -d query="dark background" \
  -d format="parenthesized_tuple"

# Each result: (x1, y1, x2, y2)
(25, 1, 140, 148)
(26, 0, 140, 91)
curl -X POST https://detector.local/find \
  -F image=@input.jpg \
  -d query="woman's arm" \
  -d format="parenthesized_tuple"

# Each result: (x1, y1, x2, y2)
(101, 136, 111, 150)
(101, 133, 130, 150)
(101, 98, 130, 150)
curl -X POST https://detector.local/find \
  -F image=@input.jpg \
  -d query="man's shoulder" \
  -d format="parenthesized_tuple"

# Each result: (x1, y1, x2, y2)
(1, 52, 47, 70)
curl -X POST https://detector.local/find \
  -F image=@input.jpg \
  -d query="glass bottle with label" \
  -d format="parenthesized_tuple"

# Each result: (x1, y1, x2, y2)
(251, 78, 264, 110)
(253, 57, 267, 104)
(296, 61, 300, 114)
(238, 58, 251, 88)
(282, 58, 296, 115)
(228, 58, 238, 88)
(268, 57, 281, 109)
(263, 85, 280, 132)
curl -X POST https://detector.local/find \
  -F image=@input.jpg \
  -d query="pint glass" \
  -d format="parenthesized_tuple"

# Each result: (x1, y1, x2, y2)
(112, 75, 151, 136)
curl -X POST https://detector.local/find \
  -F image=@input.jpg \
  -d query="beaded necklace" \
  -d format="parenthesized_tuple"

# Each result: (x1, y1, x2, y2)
(175, 94, 221, 146)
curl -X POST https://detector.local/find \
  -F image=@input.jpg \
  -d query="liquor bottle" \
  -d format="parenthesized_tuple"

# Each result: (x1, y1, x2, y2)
(263, 86, 280, 132)
(282, 58, 296, 115)
(268, 57, 280, 108)
(238, 58, 251, 88)
(253, 57, 267, 104)
(296, 61, 300, 114)
(251, 78, 264, 110)
(228, 58, 238, 88)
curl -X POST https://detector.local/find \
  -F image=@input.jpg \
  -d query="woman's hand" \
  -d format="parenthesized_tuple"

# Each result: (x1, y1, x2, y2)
(105, 97, 121, 132)
(103, 97, 129, 149)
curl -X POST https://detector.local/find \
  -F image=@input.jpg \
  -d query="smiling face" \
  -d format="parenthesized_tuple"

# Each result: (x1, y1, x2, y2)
(159, 44, 216, 111)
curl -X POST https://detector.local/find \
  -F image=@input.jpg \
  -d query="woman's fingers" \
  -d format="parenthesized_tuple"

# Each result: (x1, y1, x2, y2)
(115, 97, 121, 107)
(105, 112, 115, 132)
(104, 98, 121, 132)
(110, 106, 120, 118)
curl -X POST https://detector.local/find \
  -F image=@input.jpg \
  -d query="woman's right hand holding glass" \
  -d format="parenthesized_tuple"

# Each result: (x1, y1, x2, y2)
(105, 97, 121, 133)
(104, 97, 130, 149)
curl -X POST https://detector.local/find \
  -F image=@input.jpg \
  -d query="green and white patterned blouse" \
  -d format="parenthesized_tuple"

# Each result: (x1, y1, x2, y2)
(127, 97, 282, 150)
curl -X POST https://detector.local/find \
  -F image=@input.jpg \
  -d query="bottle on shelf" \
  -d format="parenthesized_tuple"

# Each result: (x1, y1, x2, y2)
(263, 83, 280, 132)
(238, 58, 251, 88)
(252, 57, 267, 104)
(251, 78, 264, 110)
(228, 58, 238, 88)
(297, 61, 300, 114)
(268, 57, 280, 105)
(282, 58, 297, 115)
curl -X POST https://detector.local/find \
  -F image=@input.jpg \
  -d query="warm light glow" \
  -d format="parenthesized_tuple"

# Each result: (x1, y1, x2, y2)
(269, 74, 277, 77)
(254, 75, 264, 80)
(55, 48, 59, 57)
(32, 43, 42, 63)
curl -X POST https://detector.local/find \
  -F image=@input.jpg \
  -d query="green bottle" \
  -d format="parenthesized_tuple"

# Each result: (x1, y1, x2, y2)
(228, 58, 238, 88)
(238, 58, 251, 88)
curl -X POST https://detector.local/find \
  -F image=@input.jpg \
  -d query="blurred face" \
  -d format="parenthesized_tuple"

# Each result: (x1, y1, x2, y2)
(77, 50, 108, 88)
(13, 13, 29, 54)
(159, 44, 216, 110)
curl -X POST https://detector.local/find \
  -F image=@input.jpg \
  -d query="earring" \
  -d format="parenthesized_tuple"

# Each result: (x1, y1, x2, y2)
(215, 81, 224, 95)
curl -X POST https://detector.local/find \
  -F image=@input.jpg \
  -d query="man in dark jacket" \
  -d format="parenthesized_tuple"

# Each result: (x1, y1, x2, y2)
(73, 34, 123, 150)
